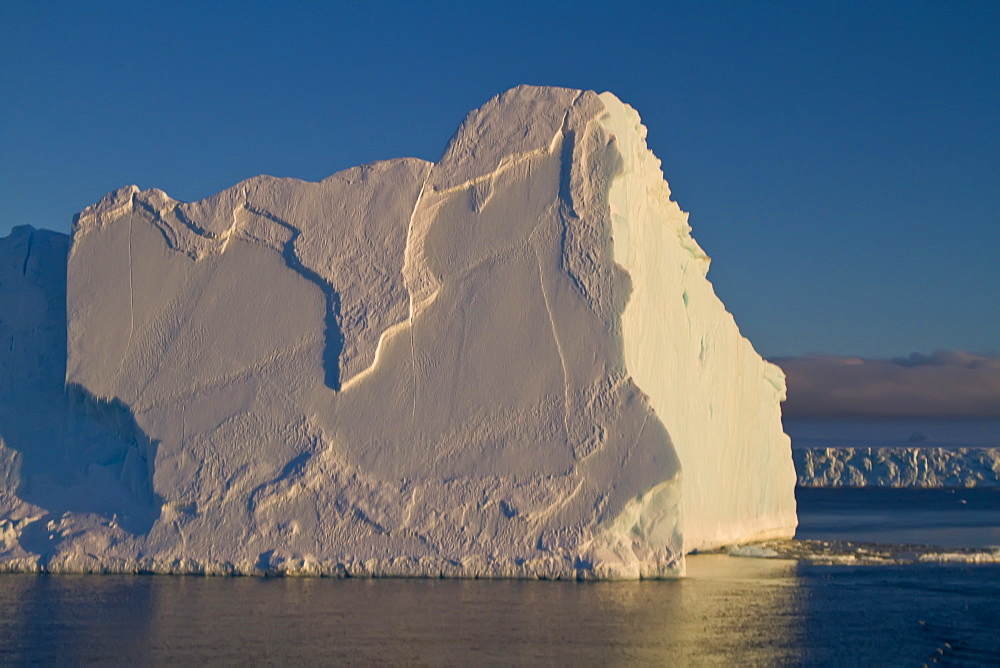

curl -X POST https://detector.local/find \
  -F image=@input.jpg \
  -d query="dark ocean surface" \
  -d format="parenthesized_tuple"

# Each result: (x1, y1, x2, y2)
(1, 557, 997, 665)
(796, 487, 1000, 548)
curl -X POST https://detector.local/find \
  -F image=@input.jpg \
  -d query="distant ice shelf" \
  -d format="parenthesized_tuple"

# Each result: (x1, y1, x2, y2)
(794, 447, 1000, 488)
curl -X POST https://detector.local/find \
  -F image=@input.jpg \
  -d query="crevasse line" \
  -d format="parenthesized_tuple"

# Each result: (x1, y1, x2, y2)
(114, 214, 136, 386)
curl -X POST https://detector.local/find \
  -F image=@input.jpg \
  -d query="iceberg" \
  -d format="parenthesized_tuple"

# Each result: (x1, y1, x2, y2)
(0, 86, 796, 578)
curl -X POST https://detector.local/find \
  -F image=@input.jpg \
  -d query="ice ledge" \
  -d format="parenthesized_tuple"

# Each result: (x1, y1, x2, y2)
(74, 185, 141, 235)
(0, 553, 679, 580)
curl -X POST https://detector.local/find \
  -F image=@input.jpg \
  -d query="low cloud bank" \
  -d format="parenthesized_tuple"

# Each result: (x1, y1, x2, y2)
(772, 351, 1000, 418)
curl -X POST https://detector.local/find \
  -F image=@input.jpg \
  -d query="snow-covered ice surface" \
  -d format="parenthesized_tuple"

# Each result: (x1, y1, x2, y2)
(0, 86, 796, 578)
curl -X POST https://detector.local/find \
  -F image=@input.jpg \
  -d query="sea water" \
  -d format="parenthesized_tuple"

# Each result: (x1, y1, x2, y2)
(1, 419, 998, 664)
(1, 558, 997, 664)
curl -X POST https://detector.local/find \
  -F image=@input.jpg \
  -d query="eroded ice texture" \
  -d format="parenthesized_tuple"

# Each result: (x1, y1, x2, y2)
(0, 86, 796, 577)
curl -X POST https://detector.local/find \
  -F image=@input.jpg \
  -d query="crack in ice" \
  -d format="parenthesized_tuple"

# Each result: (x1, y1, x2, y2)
(113, 214, 136, 385)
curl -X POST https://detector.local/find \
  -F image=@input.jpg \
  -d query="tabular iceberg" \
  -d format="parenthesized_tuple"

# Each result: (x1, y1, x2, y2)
(0, 86, 796, 578)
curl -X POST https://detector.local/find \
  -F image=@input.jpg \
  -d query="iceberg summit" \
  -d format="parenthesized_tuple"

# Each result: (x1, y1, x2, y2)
(0, 86, 796, 578)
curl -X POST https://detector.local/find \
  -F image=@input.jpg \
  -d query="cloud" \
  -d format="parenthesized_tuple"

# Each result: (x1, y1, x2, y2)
(771, 351, 1000, 418)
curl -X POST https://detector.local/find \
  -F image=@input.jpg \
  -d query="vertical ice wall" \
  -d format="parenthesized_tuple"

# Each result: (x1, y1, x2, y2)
(599, 93, 797, 551)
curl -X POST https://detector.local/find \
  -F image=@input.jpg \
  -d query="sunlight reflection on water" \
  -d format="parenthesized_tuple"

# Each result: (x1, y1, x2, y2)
(1, 556, 996, 664)
(0, 558, 807, 665)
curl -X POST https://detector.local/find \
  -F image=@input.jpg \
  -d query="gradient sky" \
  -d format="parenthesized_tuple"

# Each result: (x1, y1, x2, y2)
(2, 1, 997, 359)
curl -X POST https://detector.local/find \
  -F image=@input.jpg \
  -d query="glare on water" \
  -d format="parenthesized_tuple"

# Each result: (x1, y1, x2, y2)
(2, 553, 996, 664)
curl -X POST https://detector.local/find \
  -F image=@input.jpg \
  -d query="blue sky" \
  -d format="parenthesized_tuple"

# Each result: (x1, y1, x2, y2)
(2, 1, 997, 359)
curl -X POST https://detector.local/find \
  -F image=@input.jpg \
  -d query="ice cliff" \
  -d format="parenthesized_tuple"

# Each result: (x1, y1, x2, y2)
(0, 86, 796, 578)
